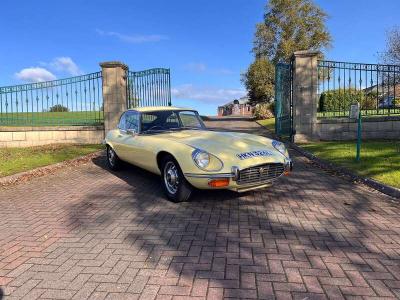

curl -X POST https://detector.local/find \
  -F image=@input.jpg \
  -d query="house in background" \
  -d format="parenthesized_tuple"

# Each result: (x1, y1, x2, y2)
(217, 96, 254, 116)
(364, 83, 400, 108)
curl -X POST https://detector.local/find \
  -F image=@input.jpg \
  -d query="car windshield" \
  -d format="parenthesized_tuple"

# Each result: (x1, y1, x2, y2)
(140, 110, 205, 133)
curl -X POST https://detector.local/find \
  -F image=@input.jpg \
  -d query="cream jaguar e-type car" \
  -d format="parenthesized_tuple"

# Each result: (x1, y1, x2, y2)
(105, 106, 292, 202)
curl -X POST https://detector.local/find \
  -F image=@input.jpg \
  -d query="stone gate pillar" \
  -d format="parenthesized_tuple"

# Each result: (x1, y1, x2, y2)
(292, 50, 320, 142)
(100, 61, 128, 133)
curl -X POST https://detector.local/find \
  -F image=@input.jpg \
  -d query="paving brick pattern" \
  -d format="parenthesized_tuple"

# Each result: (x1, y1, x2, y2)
(1, 120, 400, 299)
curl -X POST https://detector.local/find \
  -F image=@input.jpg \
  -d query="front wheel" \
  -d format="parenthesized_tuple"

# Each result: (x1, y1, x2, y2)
(106, 145, 122, 171)
(161, 156, 192, 202)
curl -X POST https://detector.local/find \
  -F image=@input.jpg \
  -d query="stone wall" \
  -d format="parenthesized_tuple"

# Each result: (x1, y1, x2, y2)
(0, 126, 104, 147)
(315, 116, 400, 140)
(291, 51, 400, 142)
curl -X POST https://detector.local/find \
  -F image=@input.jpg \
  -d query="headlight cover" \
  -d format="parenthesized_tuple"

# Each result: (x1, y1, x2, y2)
(272, 140, 287, 156)
(192, 149, 210, 169)
(192, 149, 223, 171)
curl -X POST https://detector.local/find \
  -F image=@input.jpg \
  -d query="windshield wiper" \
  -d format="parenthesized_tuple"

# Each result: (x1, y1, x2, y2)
(144, 128, 181, 134)
(181, 126, 203, 130)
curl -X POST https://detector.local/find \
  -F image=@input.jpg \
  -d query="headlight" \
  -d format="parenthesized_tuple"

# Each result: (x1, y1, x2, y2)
(192, 149, 223, 171)
(192, 149, 210, 169)
(272, 140, 287, 156)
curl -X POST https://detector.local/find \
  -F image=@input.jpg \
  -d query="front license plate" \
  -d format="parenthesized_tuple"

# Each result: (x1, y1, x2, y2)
(236, 150, 273, 160)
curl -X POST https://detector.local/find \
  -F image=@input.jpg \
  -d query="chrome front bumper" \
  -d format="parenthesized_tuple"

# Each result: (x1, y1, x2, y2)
(184, 159, 293, 191)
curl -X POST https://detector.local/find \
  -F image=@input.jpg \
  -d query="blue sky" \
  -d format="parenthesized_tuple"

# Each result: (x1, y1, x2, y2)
(0, 0, 399, 115)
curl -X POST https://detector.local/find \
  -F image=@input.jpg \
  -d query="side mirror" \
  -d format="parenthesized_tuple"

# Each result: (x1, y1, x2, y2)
(126, 129, 137, 136)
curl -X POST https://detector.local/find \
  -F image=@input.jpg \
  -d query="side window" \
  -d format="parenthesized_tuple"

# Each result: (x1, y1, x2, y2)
(118, 112, 126, 130)
(125, 111, 139, 132)
(165, 112, 180, 129)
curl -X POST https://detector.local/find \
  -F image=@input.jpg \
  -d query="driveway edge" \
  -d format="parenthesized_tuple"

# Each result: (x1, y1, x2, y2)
(290, 143, 400, 200)
(256, 121, 400, 199)
(0, 150, 105, 187)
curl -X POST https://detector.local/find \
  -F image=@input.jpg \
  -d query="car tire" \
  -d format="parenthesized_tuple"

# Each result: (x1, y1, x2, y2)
(106, 145, 122, 171)
(161, 155, 192, 202)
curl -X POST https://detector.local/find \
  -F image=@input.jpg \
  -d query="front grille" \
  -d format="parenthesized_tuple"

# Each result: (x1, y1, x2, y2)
(237, 163, 285, 185)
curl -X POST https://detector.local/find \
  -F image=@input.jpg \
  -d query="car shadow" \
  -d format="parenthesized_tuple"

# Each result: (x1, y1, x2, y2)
(91, 155, 246, 203)
(71, 152, 400, 298)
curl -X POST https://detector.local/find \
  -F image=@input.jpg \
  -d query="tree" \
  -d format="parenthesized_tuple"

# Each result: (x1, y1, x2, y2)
(380, 27, 400, 88)
(243, 0, 331, 104)
(48, 104, 69, 112)
(241, 58, 275, 104)
(253, 0, 331, 63)
(381, 27, 400, 65)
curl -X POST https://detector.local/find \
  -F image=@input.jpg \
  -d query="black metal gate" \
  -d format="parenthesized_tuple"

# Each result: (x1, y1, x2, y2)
(275, 62, 293, 139)
(126, 68, 171, 108)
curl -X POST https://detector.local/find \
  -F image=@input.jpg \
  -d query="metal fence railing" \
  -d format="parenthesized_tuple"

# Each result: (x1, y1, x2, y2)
(317, 60, 400, 118)
(0, 72, 103, 126)
(127, 68, 171, 109)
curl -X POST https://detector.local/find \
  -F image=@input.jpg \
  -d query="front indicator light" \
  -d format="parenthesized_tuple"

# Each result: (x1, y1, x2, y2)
(284, 160, 293, 175)
(208, 178, 230, 187)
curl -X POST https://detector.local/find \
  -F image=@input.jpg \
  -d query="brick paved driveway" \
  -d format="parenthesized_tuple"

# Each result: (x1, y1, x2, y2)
(1, 120, 400, 300)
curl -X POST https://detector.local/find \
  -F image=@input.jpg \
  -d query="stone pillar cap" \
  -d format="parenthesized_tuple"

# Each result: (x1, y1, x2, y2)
(292, 50, 321, 58)
(99, 61, 128, 70)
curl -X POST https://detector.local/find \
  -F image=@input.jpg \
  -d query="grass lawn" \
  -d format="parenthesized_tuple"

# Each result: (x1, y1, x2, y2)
(0, 111, 104, 126)
(0, 144, 104, 177)
(300, 140, 400, 189)
(256, 117, 400, 188)
(257, 118, 275, 132)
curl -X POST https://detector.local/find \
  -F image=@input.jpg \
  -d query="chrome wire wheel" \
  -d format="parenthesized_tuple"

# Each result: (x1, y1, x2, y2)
(107, 147, 116, 167)
(164, 161, 179, 195)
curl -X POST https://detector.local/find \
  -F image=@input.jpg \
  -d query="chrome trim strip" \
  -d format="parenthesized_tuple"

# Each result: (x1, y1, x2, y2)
(184, 172, 234, 179)
(231, 166, 239, 181)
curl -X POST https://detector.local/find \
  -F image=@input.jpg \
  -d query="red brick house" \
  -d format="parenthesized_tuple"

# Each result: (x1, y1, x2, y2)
(217, 97, 254, 116)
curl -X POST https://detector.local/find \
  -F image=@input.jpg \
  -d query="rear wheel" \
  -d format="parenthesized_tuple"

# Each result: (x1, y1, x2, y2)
(106, 145, 122, 171)
(161, 156, 192, 202)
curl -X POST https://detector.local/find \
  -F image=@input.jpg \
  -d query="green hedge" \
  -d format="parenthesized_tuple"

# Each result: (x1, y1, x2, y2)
(319, 89, 377, 112)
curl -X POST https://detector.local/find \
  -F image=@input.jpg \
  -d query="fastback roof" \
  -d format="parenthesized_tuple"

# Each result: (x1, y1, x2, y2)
(129, 106, 194, 112)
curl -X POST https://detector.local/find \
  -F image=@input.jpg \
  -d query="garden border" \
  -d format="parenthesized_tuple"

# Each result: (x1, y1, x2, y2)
(291, 143, 400, 200)
(256, 120, 400, 200)
(0, 150, 104, 187)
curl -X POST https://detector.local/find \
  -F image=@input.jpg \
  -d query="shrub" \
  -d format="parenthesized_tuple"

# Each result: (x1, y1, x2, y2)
(363, 92, 378, 109)
(319, 89, 377, 112)
(254, 102, 274, 119)
(49, 104, 69, 112)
